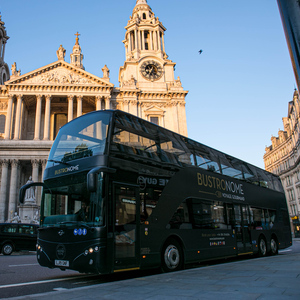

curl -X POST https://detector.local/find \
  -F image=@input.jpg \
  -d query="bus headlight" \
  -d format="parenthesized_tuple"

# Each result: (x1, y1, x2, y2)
(89, 248, 94, 254)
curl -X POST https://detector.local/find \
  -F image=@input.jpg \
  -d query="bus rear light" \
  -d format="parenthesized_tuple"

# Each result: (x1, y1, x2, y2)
(89, 248, 94, 254)
(197, 251, 200, 254)
(142, 255, 146, 259)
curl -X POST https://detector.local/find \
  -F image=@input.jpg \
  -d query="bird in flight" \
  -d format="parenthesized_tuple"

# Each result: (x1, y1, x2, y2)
(199, 49, 203, 54)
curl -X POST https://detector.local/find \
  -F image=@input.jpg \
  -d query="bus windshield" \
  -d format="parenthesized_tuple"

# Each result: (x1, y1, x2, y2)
(41, 173, 104, 227)
(47, 111, 111, 167)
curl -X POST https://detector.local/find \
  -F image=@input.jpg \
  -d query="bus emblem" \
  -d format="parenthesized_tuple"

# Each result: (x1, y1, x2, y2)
(58, 230, 64, 236)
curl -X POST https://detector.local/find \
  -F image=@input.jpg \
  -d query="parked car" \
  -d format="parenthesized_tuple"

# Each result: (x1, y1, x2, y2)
(0, 223, 38, 255)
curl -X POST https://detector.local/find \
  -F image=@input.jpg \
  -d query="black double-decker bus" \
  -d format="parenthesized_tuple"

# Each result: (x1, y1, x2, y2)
(20, 110, 292, 274)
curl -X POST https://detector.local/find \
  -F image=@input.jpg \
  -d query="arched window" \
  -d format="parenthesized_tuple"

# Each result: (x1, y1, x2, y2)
(0, 114, 6, 133)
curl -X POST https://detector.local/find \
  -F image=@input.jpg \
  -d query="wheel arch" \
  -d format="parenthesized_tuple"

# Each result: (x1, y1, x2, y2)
(161, 234, 186, 263)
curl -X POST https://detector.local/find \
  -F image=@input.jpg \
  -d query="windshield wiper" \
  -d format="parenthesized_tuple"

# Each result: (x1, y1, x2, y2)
(48, 159, 70, 166)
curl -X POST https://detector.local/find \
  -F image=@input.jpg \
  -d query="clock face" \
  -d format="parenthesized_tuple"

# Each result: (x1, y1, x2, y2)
(140, 60, 163, 80)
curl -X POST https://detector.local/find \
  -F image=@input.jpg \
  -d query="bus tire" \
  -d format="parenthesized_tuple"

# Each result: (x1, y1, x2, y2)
(161, 238, 183, 272)
(2, 243, 14, 255)
(258, 237, 267, 257)
(269, 236, 278, 255)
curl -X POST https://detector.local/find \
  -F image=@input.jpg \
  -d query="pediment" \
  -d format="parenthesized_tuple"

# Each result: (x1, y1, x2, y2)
(144, 105, 165, 114)
(6, 61, 114, 87)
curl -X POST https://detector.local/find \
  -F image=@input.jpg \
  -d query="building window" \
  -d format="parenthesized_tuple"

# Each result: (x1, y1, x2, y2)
(150, 116, 159, 125)
(0, 114, 5, 133)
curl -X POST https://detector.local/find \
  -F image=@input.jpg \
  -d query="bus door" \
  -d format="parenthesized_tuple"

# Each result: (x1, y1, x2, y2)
(113, 183, 140, 272)
(234, 205, 252, 254)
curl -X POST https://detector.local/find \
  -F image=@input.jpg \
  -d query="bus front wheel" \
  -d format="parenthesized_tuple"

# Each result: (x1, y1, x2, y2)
(161, 239, 183, 272)
(258, 237, 267, 257)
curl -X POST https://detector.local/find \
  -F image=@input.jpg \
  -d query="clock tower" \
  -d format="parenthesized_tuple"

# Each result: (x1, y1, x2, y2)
(117, 0, 188, 136)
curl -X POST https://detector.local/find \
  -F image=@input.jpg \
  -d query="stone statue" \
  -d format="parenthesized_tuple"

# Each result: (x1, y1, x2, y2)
(102, 65, 110, 79)
(56, 45, 66, 61)
(11, 62, 20, 77)
(11, 212, 20, 223)
(32, 211, 39, 224)
(24, 176, 35, 203)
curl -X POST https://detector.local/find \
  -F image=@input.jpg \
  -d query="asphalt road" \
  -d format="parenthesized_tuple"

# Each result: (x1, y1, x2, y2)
(1, 240, 300, 299)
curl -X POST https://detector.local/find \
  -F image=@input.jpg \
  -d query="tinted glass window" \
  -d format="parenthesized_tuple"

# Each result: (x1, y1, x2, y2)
(1, 224, 17, 233)
(168, 199, 228, 230)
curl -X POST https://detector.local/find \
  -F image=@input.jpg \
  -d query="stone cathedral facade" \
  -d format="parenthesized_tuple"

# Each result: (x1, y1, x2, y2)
(0, 0, 188, 223)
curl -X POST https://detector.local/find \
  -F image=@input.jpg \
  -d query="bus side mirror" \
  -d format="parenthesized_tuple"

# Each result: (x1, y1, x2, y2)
(87, 167, 116, 192)
(87, 172, 98, 193)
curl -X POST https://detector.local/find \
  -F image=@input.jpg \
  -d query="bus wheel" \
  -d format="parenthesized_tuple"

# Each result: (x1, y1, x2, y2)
(2, 243, 13, 255)
(269, 237, 278, 255)
(161, 239, 183, 272)
(258, 237, 267, 257)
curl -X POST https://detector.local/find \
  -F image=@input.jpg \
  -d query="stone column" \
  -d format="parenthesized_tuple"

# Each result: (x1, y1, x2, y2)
(34, 95, 42, 140)
(13, 94, 23, 140)
(96, 96, 102, 111)
(41, 159, 47, 180)
(8, 159, 20, 221)
(0, 160, 9, 222)
(32, 159, 40, 206)
(134, 30, 138, 51)
(31, 159, 39, 183)
(68, 95, 74, 122)
(150, 31, 153, 50)
(43, 95, 51, 140)
(105, 96, 111, 110)
(77, 96, 83, 117)
(162, 33, 165, 53)
(158, 32, 161, 51)
(128, 32, 131, 53)
(4, 95, 13, 140)
(141, 30, 145, 50)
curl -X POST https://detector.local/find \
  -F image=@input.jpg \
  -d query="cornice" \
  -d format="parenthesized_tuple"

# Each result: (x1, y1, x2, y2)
(6, 84, 113, 95)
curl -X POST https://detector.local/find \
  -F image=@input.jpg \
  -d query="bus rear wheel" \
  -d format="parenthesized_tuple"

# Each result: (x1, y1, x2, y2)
(269, 237, 278, 255)
(258, 237, 267, 257)
(161, 239, 183, 272)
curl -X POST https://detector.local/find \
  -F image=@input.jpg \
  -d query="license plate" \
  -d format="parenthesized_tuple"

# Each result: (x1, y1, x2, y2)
(55, 260, 69, 267)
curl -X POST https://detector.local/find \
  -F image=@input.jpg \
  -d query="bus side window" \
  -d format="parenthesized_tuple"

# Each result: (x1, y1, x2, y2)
(140, 188, 161, 223)
(250, 207, 264, 230)
(167, 200, 191, 229)
(269, 209, 276, 228)
(263, 209, 270, 230)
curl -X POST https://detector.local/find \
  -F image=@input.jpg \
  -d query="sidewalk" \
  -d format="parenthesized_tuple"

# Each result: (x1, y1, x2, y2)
(9, 250, 300, 300)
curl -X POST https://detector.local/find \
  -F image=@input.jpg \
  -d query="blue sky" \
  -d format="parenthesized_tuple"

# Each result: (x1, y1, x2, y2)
(0, 0, 296, 168)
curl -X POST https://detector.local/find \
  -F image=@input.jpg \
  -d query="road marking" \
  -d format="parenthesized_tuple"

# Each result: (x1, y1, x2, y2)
(9, 263, 39, 267)
(0, 275, 91, 289)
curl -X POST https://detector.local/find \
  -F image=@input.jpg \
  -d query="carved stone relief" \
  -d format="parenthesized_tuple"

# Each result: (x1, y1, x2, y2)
(25, 68, 97, 85)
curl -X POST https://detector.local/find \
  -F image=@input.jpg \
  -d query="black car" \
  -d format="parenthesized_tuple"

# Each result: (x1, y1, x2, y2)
(0, 223, 38, 255)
